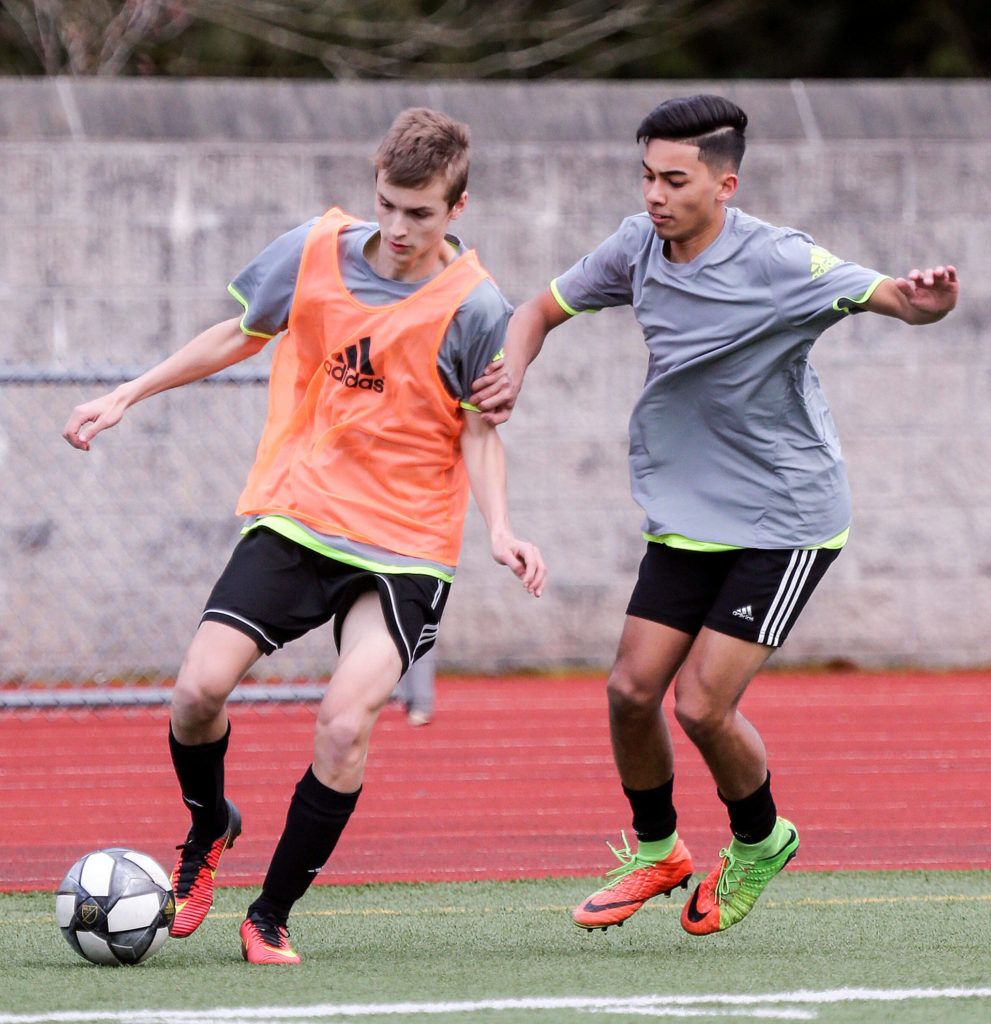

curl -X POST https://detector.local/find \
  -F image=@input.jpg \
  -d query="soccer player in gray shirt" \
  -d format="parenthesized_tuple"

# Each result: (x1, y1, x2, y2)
(471, 94, 958, 936)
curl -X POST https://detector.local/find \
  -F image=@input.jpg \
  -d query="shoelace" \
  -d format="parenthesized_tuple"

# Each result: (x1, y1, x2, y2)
(715, 847, 752, 901)
(603, 831, 653, 879)
(173, 838, 210, 895)
(250, 913, 290, 947)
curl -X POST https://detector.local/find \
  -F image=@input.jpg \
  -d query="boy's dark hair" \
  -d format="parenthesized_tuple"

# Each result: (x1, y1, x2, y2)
(374, 107, 470, 208)
(636, 94, 747, 172)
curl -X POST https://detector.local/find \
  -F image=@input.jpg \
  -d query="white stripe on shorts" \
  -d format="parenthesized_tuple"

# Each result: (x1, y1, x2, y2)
(200, 607, 280, 651)
(375, 573, 412, 666)
(414, 623, 439, 657)
(757, 549, 818, 647)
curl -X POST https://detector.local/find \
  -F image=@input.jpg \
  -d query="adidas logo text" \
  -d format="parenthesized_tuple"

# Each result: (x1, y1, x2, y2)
(325, 336, 385, 393)
(732, 605, 754, 622)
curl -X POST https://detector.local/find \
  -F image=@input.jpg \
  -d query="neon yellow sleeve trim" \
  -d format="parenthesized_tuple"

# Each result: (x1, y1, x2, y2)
(832, 275, 889, 314)
(457, 348, 503, 411)
(549, 279, 583, 317)
(227, 283, 276, 339)
(644, 527, 849, 551)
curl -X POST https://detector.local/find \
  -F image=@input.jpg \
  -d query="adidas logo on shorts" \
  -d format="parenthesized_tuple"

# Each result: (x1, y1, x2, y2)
(732, 604, 755, 622)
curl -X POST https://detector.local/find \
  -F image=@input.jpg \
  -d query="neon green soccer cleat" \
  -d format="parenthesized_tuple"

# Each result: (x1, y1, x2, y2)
(681, 817, 799, 935)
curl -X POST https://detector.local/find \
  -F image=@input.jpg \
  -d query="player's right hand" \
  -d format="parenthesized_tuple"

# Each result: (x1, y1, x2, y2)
(62, 393, 126, 451)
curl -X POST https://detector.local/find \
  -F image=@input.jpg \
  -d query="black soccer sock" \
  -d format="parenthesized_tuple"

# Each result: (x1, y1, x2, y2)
(720, 771, 777, 846)
(249, 766, 361, 926)
(168, 722, 230, 841)
(623, 776, 677, 843)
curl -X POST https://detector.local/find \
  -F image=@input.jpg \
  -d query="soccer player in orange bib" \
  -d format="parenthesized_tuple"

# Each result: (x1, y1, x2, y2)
(63, 108, 545, 964)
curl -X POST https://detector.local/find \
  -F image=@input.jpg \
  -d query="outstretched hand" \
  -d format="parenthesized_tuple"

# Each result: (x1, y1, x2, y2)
(892, 265, 959, 321)
(62, 392, 127, 451)
(491, 535, 546, 597)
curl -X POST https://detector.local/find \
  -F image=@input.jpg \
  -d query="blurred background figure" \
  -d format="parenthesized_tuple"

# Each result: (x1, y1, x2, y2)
(391, 648, 436, 727)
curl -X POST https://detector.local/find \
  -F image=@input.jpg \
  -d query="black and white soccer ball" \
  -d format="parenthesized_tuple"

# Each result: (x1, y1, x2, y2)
(55, 848, 175, 965)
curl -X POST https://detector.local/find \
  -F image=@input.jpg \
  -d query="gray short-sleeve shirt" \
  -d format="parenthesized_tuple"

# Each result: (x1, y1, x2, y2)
(553, 207, 886, 548)
(228, 217, 511, 403)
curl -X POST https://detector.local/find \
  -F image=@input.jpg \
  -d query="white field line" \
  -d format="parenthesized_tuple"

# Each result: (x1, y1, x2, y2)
(1, 988, 990, 1024)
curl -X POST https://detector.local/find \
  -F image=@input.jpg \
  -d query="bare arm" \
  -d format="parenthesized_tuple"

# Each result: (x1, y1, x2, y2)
(63, 317, 268, 450)
(470, 288, 572, 425)
(460, 411, 546, 597)
(863, 265, 959, 324)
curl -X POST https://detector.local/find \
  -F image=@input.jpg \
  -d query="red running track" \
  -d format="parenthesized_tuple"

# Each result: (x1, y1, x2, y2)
(1, 671, 989, 892)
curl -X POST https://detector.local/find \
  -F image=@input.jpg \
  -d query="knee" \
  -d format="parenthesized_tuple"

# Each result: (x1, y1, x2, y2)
(172, 654, 230, 730)
(673, 698, 719, 745)
(672, 668, 724, 745)
(606, 662, 661, 720)
(314, 711, 366, 768)
(171, 684, 227, 733)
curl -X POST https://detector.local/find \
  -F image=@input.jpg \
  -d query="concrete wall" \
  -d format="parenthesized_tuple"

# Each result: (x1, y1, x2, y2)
(1, 78, 988, 681)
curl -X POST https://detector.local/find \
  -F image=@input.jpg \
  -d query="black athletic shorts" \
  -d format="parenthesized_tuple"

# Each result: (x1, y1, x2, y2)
(200, 527, 451, 673)
(626, 542, 841, 648)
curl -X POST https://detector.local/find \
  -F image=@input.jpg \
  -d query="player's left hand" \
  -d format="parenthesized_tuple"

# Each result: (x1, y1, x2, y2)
(492, 537, 546, 597)
(893, 264, 959, 319)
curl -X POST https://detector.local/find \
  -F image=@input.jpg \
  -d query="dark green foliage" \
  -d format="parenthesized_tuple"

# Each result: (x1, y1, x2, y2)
(0, 0, 987, 79)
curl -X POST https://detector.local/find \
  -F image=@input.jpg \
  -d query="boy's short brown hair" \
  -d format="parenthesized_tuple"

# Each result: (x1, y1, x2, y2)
(373, 108, 470, 208)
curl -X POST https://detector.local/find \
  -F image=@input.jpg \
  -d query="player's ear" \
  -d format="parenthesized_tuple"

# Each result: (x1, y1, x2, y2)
(448, 191, 468, 220)
(716, 172, 738, 202)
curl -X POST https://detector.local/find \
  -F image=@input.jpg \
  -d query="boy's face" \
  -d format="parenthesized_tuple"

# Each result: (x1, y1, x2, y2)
(640, 138, 737, 255)
(373, 172, 467, 281)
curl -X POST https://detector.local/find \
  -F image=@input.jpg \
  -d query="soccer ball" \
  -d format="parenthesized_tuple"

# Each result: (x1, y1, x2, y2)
(55, 848, 175, 965)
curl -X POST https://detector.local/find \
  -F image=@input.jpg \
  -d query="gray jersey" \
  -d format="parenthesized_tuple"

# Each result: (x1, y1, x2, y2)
(229, 217, 511, 403)
(553, 207, 885, 548)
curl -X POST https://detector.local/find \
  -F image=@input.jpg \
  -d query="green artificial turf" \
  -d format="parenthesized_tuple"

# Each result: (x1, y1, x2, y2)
(2, 871, 989, 1023)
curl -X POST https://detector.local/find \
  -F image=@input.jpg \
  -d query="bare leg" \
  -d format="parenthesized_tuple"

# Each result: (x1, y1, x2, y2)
(168, 621, 262, 938)
(170, 620, 262, 744)
(312, 590, 404, 792)
(673, 627, 774, 801)
(243, 590, 405, 950)
(607, 616, 695, 790)
(571, 617, 697, 930)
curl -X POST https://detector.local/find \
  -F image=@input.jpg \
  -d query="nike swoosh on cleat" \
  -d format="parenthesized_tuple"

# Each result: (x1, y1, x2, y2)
(764, 829, 798, 862)
(684, 887, 709, 925)
(579, 897, 643, 914)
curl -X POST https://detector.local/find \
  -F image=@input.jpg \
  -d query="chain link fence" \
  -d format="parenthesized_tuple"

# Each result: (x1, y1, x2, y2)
(0, 356, 356, 708)
(3, 80, 990, 718)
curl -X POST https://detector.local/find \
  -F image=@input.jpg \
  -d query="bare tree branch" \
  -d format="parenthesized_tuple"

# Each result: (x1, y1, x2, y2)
(1, 0, 984, 79)
(0, 0, 193, 74)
